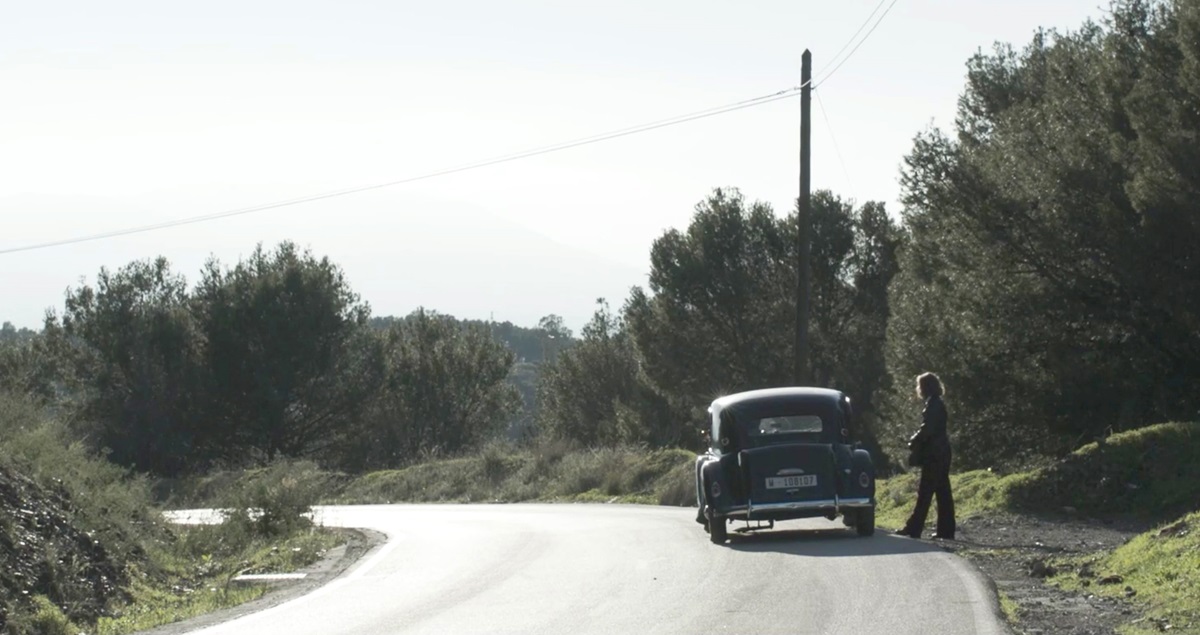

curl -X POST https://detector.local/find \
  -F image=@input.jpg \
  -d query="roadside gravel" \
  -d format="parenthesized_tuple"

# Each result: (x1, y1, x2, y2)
(927, 512, 1150, 635)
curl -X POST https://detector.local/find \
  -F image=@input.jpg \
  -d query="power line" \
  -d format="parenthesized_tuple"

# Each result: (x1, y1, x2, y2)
(815, 0, 902, 87)
(1, 2, 899, 256)
(0, 87, 803, 256)
(814, 88, 857, 203)
(817, 0, 890, 79)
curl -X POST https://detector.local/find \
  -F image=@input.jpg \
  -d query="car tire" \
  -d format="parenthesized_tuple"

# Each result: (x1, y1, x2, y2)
(855, 506, 876, 537)
(707, 507, 727, 544)
(841, 510, 856, 527)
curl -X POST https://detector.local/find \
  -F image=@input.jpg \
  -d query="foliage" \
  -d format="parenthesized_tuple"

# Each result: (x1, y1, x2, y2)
(876, 421, 1200, 530)
(94, 526, 341, 635)
(214, 460, 331, 538)
(625, 187, 900, 453)
(874, 469, 1011, 532)
(0, 322, 36, 345)
(52, 257, 204, 476)
(4, 595, 80, 635)
(332, 439, 696, 507)
(505, 361, 541, 443)
(344, 309, 520, 470)
(883, 0, 1200, 468)
(8, 239, 539, 476)
(627, 188, 794, 405)
(0, 393, 158, 632)
(1049, 510, 1200, 635)
(536, 300, 681, 448)
(43, 244, 388, 474)
(194, 242, 385, 466)
(1006, 421, 1200, 518)
(0, 326, 61, 402)
(371, 312, 573, 441)
(0, 392, 158, 570)
(370, 313, 575, 364)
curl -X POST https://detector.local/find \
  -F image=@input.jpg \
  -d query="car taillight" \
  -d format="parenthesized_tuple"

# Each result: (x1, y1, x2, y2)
(858, 472, 871, 489)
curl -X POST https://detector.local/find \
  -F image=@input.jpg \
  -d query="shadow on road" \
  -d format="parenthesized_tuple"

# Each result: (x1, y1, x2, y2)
(724, 526, 945, 557)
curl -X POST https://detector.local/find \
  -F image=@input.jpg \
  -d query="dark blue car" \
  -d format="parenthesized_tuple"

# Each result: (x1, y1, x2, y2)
(694, 387, 876, 544)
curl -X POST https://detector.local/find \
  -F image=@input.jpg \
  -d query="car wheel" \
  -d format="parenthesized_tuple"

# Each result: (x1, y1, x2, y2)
(707, 507, 727, 544)
(855, 506, 876, 537)
(841, 510, 856, 527)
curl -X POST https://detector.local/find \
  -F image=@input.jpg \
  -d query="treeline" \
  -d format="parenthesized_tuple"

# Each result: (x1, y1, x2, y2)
(3, 0, 1197, 476)
(878, 0, 1200, 464)
(0, 243, 569, 476)
(536, 190, 899, 456)
(538, 0, 1200, 469)
(0, 188, 899, 478)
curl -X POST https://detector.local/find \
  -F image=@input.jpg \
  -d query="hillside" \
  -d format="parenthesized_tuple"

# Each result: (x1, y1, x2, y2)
(0, 462, 129, 632)
(875, 422, 1200, 635)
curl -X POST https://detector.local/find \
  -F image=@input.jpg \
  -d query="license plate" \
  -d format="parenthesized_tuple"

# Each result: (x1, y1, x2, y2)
(766, 475, 817, 489)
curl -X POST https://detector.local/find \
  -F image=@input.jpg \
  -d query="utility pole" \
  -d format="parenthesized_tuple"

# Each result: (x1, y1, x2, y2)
(795, 49, 812, 386)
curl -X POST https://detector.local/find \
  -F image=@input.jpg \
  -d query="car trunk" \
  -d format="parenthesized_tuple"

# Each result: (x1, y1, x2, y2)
(740, 443, 838, 508)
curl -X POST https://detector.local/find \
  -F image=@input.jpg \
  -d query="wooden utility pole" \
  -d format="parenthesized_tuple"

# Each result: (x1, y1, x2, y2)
(795, 50, 812, 386)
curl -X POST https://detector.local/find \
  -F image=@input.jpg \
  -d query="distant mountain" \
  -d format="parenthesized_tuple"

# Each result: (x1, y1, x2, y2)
(334, 198, 651, 333)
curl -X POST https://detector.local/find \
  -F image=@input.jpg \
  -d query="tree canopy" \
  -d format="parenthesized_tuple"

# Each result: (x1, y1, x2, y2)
(880, 0, 1200, 467)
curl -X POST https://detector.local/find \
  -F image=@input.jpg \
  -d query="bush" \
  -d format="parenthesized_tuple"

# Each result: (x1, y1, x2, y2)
(0, 415, 160, 564)
(6, 595, 80, 635)
(334, 442, 698, 506)
(218, 460, 331, 538)
(1008, 422, 1200, 519)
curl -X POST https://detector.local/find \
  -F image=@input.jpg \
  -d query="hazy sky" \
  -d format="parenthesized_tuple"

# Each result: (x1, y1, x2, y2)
(2, 0, 1108, 332)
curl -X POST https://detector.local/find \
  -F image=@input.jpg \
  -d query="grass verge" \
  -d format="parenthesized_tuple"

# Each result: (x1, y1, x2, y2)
(95, 525, 341, 635)
(102, 459, 346, 634)
(877, 422, 1200, 634)
(0, 390, 342, 635)
(998, 590, 1021, 624)
(331, 441, 696, 507)
(878, 421, 1200, 528)
(1046, 511, 1200, 634)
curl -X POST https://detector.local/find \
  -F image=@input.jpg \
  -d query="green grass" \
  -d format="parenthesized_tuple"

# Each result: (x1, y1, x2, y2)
(94, 459, 348, 634)
(1007, 422, 1200, 520)
(331, 442, 696, 507)
(1, 391, 345, 635)
(1046, 511, 1200, 635)
(877, 422, 1200, 530)
(874, 423, 1200, 634)
(875, 468, 1017, 530)
(9, 380, 1196, 635)
(998, 590, 1021, 624)
(95, 526, 342, 635)
(3, 595, 83, 635)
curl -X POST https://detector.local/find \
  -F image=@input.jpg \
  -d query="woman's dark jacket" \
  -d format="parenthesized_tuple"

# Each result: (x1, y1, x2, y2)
(909, 395, 951, 465)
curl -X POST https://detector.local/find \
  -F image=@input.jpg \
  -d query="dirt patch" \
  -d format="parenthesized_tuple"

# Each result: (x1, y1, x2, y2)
(928, 512, 1150, 635)
(0, 463, 130, 629)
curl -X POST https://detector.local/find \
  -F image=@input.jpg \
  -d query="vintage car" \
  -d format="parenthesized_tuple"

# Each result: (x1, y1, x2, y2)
(694, 387, 876, 543)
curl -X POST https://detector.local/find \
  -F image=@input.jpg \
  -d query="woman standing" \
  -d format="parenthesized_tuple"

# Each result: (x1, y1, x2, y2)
(897, 372, 956, 539)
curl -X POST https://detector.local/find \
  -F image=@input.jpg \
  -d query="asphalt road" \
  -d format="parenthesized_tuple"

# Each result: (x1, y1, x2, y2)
(167, 504, 1007, 635)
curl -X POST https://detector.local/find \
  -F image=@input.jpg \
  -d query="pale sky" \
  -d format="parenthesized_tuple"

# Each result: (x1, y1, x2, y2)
(1, 0, 1108, 332)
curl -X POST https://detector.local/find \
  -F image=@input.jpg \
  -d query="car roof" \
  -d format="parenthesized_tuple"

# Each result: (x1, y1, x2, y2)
(709, 386, 844, 410)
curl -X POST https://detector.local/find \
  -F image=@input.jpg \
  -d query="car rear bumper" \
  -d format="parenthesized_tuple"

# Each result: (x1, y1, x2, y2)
(720, 496, 874, 521)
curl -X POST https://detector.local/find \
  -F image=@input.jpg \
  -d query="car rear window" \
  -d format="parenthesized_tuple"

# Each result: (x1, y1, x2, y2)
(754, 415, 823, 435)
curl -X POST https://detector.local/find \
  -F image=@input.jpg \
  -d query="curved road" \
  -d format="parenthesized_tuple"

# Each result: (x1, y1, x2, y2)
(168, 504, 1007, 635)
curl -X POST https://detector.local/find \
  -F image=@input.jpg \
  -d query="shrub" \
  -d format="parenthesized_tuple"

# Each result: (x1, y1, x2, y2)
(219, 460, 332, 537)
